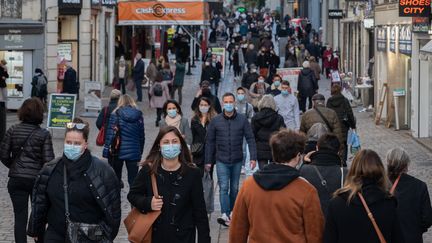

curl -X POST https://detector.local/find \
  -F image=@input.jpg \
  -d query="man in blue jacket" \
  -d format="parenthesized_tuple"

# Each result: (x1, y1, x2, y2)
(205, 92, 257, 227)
(132, 53, 145, 102)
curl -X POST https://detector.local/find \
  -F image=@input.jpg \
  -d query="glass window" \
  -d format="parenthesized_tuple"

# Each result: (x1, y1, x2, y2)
(0, 0, 42, 21)
(0, 51, 24, 98)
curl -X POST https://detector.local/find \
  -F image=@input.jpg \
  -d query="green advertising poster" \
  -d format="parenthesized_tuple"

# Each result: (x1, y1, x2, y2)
(47, 94, 77, 129)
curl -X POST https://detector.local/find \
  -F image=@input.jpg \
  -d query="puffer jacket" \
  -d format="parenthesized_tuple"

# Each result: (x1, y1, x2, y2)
(326, 94, 356, 142)
(251, 108, 285, 161)
(103, 106, 145, 161)
(27, 155, 121, 240)
(298, 68, 318, 97)
(205, 111, 257, 164)
(0, 123, 54, 179)
(300, 104, 344, 145)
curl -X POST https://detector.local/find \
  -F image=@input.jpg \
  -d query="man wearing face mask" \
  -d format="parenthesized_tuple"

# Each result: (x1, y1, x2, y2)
(266, 74, 282, 96)
(200, 58, 220, 96)
(274, 81, 300, 130)
(241, 64, 259, 89)
(244, 44, 258, 68)
(205, 92, 257, 227)
(191, 81, 222, 114)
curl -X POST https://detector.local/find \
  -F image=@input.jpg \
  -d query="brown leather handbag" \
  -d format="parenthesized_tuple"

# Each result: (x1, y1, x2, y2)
(124, 174, 161, 243)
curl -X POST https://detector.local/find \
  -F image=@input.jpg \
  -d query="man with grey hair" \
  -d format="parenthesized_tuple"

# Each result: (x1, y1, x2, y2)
(132, 53, 144, 102)
(298, 60, 318, 112)
(274, 80, 300, 130)
(62, 62, 78, 95)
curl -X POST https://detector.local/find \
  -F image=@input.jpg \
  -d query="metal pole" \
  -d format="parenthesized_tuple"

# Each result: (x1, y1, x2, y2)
(191, 26, 196, 67)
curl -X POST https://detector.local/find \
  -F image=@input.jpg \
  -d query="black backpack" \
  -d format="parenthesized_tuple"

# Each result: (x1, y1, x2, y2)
(35, 75, 47, 97)
(153, 83, 163, 97)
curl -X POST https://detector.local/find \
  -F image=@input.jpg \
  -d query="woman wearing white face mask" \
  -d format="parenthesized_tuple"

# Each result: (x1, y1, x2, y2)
(128, 126, 211, 243)
(191, 97, 217, 175)
(249, 75, 270, 110)
(159, 99, 192, 145)
(28, 118, 121, 242)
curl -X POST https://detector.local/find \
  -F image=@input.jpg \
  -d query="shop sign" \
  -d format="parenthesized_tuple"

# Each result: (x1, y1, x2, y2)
(102, 0, 116, 6)
(276, 68, 303, 94)
(84, 81, 102, 111)
(237, 7, 246, 13)
(377, 27, 387, 52)
(364, 18, 374, 29)
(393, 88, 406, 96)
(328, 9, 343, 19)
(58, 0, 82, 15)
(390, 25, 398, 53)
(47, 94, 77, 129)
(399, 0, 430, 17)
(118, 1, 210, 25)
(412, 17, 430, 32)
(399, 25, 412, 55)
(58, 43, 72, 62)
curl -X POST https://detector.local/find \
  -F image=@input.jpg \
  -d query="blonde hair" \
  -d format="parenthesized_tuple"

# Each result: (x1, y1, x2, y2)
(110, 89, 122, 100)
(258, 95, 277, 111)
(113, 94, 137, 112)
(334, 149, 391, 202)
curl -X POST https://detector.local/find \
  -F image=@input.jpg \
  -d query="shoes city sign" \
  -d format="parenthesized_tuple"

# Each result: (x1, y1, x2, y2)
(399, 0, 431, 17)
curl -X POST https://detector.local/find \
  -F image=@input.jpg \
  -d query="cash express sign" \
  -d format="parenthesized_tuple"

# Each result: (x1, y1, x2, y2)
(399, 0, 431, 17)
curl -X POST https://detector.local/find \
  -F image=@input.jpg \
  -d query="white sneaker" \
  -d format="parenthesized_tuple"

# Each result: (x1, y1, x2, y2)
(217, 213, 231, 227)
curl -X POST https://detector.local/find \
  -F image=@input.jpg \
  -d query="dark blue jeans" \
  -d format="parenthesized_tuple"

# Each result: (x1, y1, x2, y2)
(216, 161, 242, 215)
(112, 158, 139, 187)
(134, 79, 142, 101)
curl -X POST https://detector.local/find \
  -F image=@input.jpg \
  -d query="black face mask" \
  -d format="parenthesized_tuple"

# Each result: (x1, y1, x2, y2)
(202, 88, 211, 96)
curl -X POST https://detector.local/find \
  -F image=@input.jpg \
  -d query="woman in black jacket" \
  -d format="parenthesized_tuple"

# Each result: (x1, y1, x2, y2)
(386, 148, 432, 243)
(191, 97, 217, 174)
(0, 98, 54, 243)
(326, 84, 356, 164)
(28, 118, 121, 242)
(323, 149, 404, 243)
(251, 95, 285, 169)
(128, 126, 210, 243)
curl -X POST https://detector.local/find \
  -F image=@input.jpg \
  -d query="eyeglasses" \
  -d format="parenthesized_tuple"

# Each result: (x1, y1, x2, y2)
(66, 123, 87, 130)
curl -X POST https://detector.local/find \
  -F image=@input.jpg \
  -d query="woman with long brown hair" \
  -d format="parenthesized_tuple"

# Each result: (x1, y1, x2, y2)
(323, 149, 404, 243)
(127, 126, 210, 243)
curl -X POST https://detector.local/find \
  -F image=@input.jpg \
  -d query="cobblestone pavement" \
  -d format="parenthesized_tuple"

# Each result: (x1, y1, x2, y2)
(1, 59, 432, 242)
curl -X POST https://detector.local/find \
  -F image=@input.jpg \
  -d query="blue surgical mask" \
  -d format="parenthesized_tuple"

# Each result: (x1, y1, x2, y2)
(167, 109, 177, 118)
(224, 103, 235, 112)
(161, 144, 181, 160)
(281, 90, 289, 96)
(199, 106, 209, 114)
(64, 144, 83, 161)
(237, 94, 245, 101)
(274, 81, 281, 87)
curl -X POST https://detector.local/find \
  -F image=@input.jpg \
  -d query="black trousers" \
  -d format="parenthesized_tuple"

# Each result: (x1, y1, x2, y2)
(119, 78, 126, 94)
(156, 108, 163, 125)
(298, 95, 313, 112)
(8, 177, 41, 243)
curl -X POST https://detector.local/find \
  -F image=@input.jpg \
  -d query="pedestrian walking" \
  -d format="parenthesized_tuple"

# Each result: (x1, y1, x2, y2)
(201, 59, 220, 96)
(235, 87, 254, 120)
(159, 99, 192, 145)
(309, 56, 322, 81)
(241, 64, 259, 89)
(386, 148, 432, 243)
(160, 62, 174, 95)
(297, 61, 318, 112)
(62, 63, 78, 94)
(127, 126, 211, 243)
(191, 97, 217, 174)
(205, 92, 257, 227)
(300, 133, 347, 216)
(132, 53, 145, 102)
(326, 84, 356, 163)
(232, 45, 244, 77)
(171, 59, 186, 105)
(103, 94, 145, 187)
(301, 94, 343, 153)
(229, 130, 324, 243)
(274, 80, 300, 130)
(191, 81, 222, 114)
(146, 58, 159, 86)
(28, 118, 121, 242)
(265, 74, 282, 96)
(251, 95, 285, 169)
(323, 149, 404, 243)
(114, 56, 129, 94)
(249, 75, 269, 109)
(244, 44, 258, 68)
(257, 47, 271, 77)
(31, 68, 48, 105)
(0, 98, 54, 243)
(0, 59, 8, 102)
(323, 46, 332, 78)
(150, 74, 170, 127)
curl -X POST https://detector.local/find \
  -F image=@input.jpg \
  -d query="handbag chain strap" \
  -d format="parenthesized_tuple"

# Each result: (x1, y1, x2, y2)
(63, 162, 71, 221)
(357, 192, 387, 243)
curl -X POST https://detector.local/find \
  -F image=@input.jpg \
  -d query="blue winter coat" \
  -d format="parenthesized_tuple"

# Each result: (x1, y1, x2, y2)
(103, 106, 145, 161)
(205, 111, 257, 164)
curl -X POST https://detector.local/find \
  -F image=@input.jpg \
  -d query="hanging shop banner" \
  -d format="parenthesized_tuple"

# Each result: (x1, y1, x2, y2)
(276, 68, 302, 94)
(47, 94, 77, 129)
(412, 17, 430, 33)
(377, 27, 387, 52)
(399, 0, 431, 17)
(118, 1, 210, 25)
(399, 25, 412, 55)
(58, 0, 82, 15)
(84, 81, 102, 111)
(390, 25, 398, 53)
(210, 47, 226, 79)
(328, 9, 344, 19)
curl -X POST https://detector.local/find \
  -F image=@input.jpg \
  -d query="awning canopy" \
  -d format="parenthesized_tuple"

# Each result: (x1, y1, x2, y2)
(118, 1, 210, 26)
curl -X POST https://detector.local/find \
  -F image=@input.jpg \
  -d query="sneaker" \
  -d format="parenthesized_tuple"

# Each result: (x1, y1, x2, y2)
(217, 213, 230, 227)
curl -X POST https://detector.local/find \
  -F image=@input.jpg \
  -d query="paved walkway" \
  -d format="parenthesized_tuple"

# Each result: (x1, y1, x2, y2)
(1, 57, 432, 242)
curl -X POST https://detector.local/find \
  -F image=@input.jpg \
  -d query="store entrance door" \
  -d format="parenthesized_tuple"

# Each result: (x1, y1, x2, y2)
(0, 51, 33, 110)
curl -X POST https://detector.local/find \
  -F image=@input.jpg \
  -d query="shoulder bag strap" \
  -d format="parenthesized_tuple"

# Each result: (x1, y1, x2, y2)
(340, 167, 344, 188)
(357, 192, 387, 243)
(312, 165, 330, 193)
(14, 127, 39, 161)
(314, 107, 334, 132)
(63, 162, 70, 221)
(390, 174, 401, 195)
(151, 173, 160, 198)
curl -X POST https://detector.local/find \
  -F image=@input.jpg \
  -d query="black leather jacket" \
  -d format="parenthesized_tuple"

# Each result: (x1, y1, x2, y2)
(27, 155, 121, 240)
(0, 123, 54, 179)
